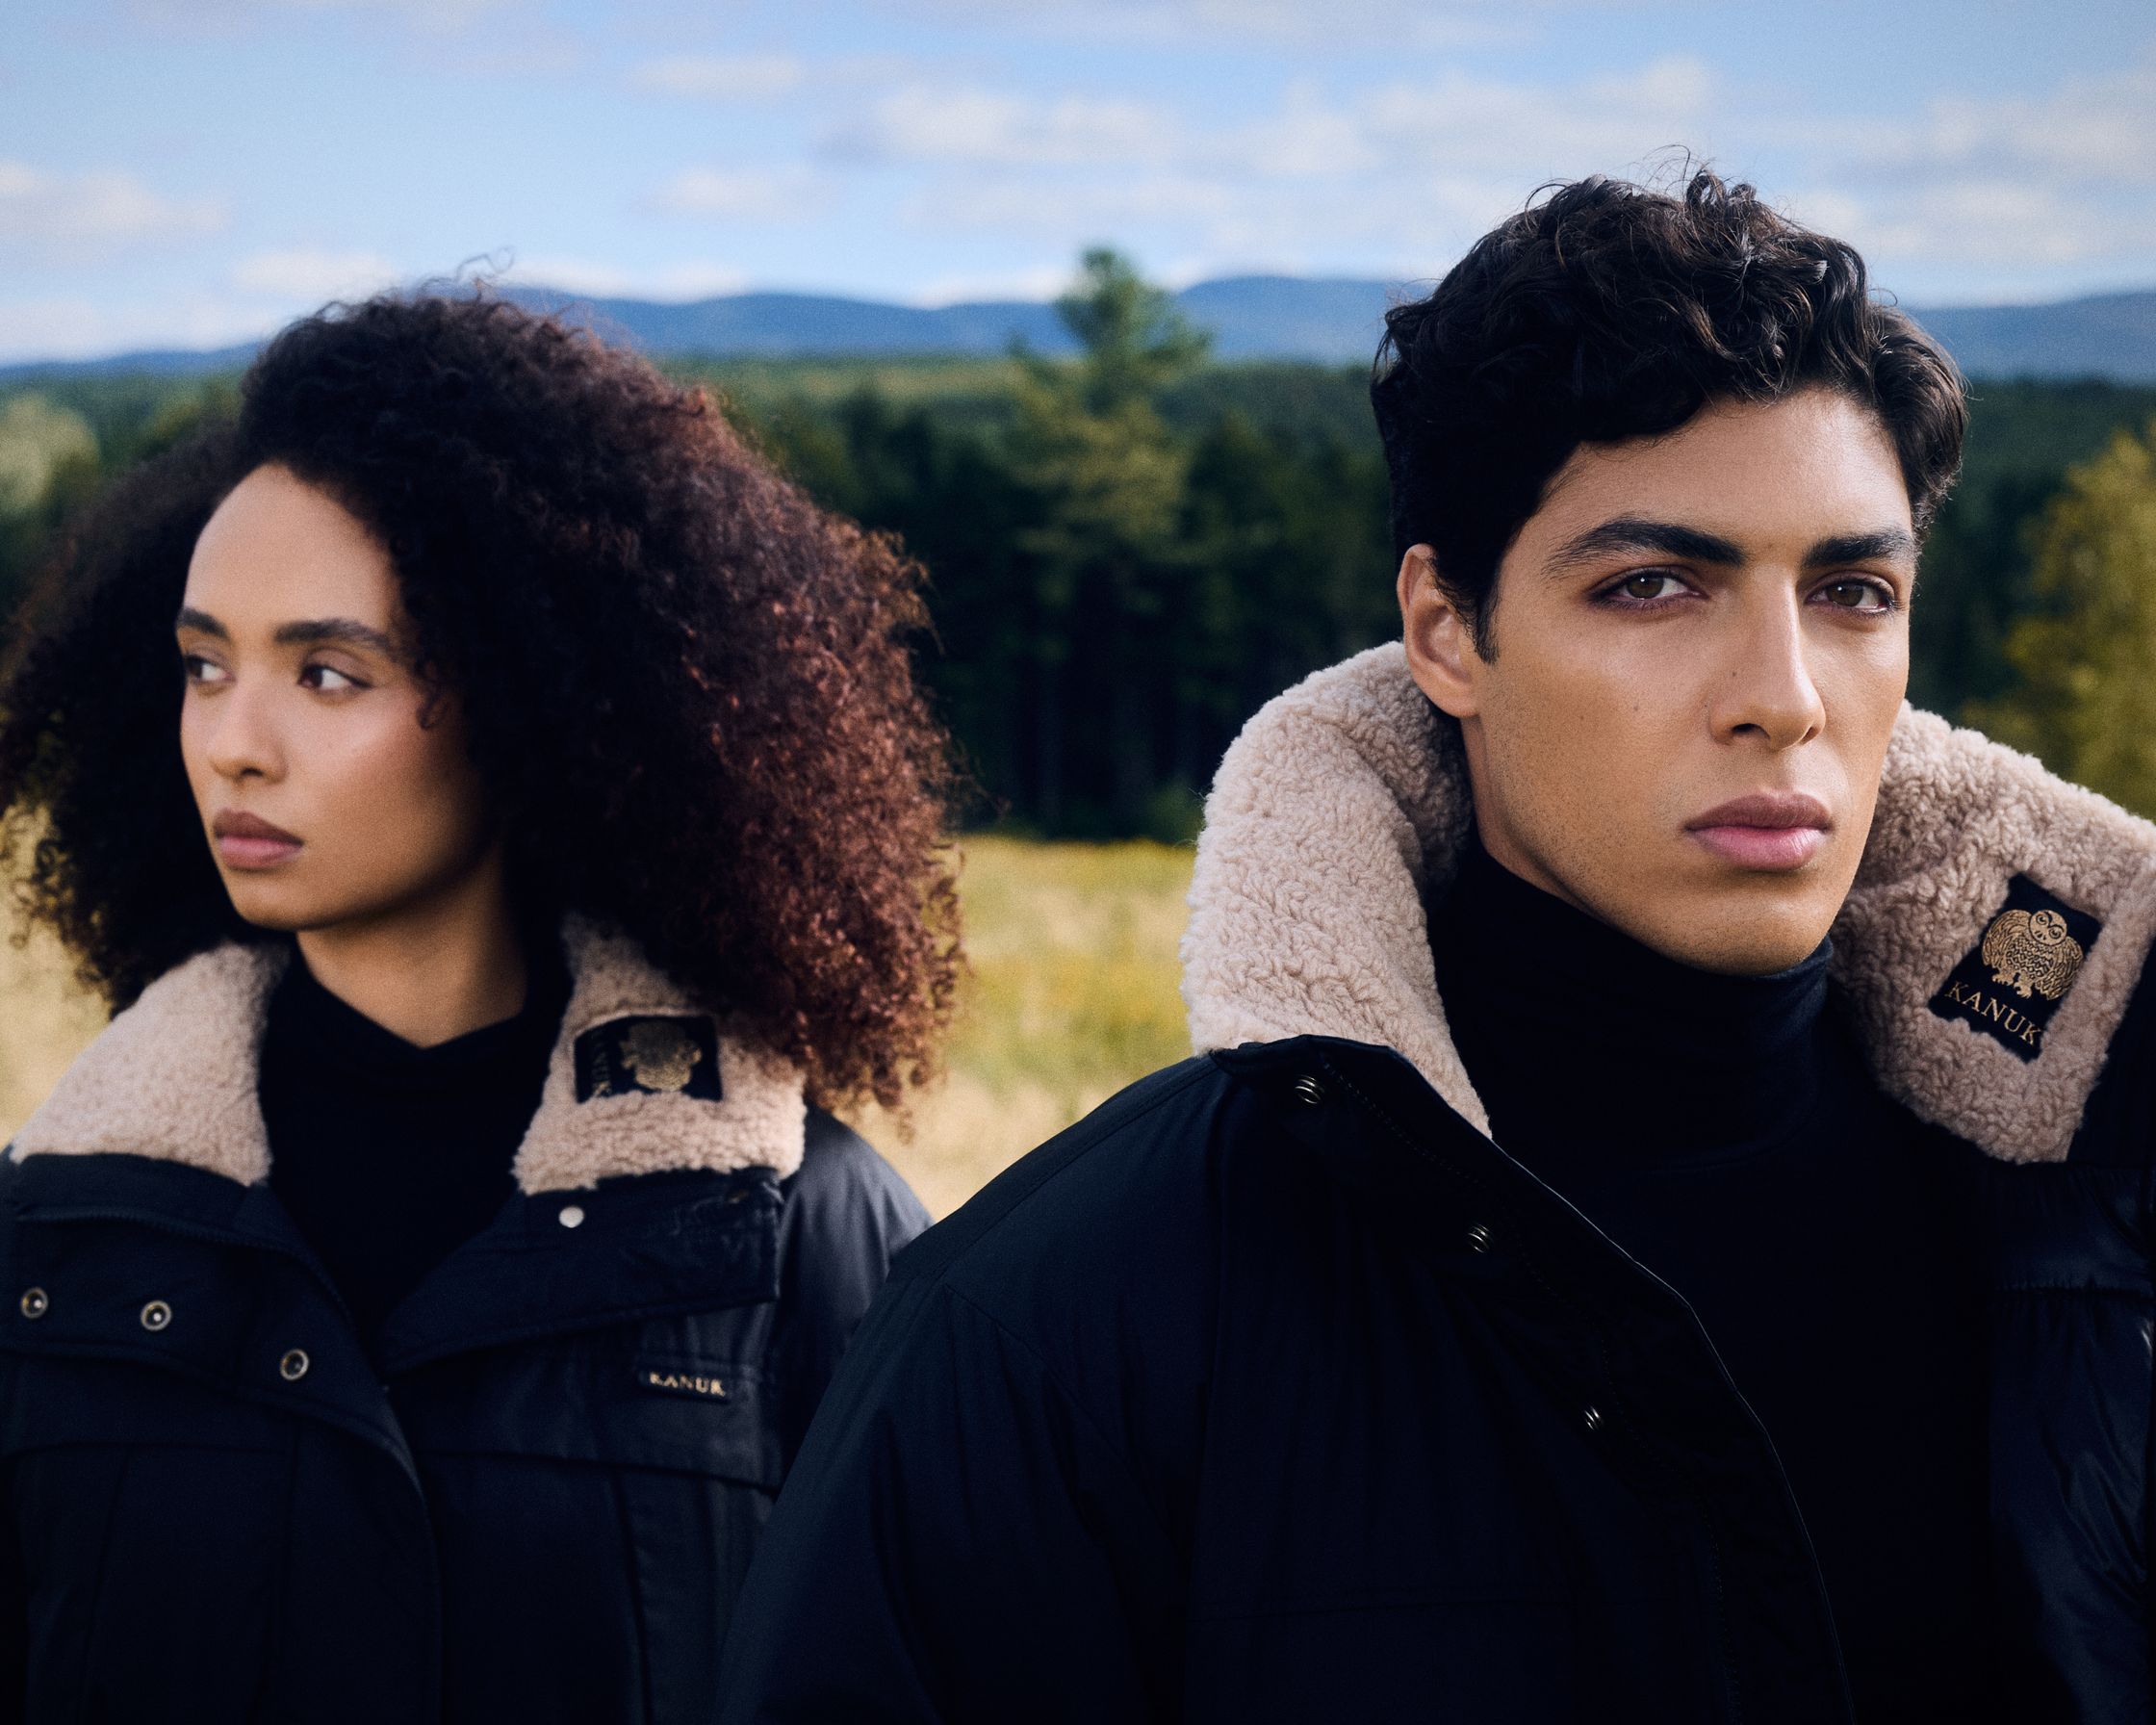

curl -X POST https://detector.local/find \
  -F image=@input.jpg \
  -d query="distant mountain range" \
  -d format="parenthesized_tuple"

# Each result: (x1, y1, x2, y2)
(8, 278, 2155, 382)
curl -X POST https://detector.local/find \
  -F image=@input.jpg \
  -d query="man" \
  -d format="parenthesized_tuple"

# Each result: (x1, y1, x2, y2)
(719, 173, 2156, 1722)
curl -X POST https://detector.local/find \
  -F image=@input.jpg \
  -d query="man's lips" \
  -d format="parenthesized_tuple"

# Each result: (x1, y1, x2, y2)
(211, 810, 302, 869)
(1684, 792, 1833, 872)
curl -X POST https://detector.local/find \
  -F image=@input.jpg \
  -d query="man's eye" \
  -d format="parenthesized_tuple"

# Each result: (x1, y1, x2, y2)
(1819, 579, 1891, 612)
(1614, 572, 1686, 602)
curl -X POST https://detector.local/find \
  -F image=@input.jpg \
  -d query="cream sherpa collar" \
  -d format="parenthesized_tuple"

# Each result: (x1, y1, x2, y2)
(10, 917, 807, 1194)
(1182, 643, 2156, 1165)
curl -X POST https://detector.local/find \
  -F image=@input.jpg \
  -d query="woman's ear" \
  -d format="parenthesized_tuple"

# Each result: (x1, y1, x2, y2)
(1397, 543, 1483, 720)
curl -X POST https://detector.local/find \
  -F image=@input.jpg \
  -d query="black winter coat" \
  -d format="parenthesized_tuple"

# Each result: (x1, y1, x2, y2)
(0, 923, 929, 1725)
(721, 647, 2156, 1724)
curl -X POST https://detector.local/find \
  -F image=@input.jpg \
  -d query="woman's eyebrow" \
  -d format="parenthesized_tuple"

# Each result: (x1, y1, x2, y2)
(173, 608, 398, 657)
(271, 617, 399, 655)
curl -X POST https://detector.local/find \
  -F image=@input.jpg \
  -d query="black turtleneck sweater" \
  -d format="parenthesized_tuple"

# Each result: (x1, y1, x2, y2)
(261, 945, 571, 1360)
(1428, 841, 1989, 1722)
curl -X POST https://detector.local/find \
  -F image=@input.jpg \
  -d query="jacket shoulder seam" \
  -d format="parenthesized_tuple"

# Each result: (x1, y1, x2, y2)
(904, 1058, 1222, 1281)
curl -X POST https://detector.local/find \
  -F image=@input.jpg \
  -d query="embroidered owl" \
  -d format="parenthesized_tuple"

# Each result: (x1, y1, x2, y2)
(1982, 907, 2086, 1001)
(622, 1018, 703, 1092)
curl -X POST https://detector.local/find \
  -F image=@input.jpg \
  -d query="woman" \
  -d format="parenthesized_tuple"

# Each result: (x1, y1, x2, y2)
(0, 293, 958, 1723)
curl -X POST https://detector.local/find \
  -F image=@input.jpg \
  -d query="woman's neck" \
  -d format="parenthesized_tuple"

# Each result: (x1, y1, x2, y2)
(295, 847, 528, 1048)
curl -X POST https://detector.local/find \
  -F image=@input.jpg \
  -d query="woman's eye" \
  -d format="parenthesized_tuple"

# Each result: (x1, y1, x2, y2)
(180, 653, 229, 685)
(300, 663, 363, 693)
(1612, 571, 1687, 603)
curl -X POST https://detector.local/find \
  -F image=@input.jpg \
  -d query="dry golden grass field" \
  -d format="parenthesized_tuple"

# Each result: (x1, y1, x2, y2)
(0, 836, 1196, 1219)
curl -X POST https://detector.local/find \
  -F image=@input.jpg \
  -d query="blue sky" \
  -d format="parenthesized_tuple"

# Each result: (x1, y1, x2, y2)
(5, 0, 2153, 362)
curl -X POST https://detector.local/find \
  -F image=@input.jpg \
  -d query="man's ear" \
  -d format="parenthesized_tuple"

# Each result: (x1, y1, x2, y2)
(1398, 543, 1483, 720)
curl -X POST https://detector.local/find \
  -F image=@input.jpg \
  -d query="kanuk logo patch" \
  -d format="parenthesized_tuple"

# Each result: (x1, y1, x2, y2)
(575, 1015, 724, 1102)
(1928, 875, 2100, 1064)
(634, 1363, 730, 1402)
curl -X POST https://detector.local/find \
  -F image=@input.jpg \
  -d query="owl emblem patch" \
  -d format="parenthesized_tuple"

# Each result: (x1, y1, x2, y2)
(1981, 908, 2086, 1000)
(1928, 876, 2101, 1063)
(575, 1015, 725, 1101)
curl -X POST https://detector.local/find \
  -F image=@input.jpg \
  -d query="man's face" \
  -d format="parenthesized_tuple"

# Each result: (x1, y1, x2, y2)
(1400, 389, 1915, 975)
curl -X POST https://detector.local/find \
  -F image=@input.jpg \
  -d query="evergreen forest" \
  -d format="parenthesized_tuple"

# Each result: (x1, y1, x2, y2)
(6, 250, 2156, 837)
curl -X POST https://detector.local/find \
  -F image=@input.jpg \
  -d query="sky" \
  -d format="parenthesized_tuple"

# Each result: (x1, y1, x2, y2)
(5, 0, 2154, 363)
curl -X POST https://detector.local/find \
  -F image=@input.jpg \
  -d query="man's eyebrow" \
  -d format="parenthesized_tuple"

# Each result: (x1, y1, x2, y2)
(174, 605, 227, 637)
(271, 617, 400, 656)
(1545, 517, 1746, 573)
(1806, 528, 1916, 566)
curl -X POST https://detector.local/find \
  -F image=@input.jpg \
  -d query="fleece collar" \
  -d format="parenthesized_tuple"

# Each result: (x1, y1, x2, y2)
(9, 917, 806, 1194)
(1182, 643, 2156, 1165)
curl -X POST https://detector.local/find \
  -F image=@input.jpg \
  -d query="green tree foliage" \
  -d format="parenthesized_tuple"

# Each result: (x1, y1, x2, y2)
(746, 250, 1395, 840)
(1969, 422, 2156, 813)
(7, 270, 2156, 839)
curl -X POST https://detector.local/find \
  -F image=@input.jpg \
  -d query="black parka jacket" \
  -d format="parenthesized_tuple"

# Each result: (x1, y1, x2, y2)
(721, 646, 2156, 1724)
(0, 920, 929, 1725)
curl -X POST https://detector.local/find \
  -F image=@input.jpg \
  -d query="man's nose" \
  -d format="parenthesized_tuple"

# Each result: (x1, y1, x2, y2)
(1709, 591, 1825, 751)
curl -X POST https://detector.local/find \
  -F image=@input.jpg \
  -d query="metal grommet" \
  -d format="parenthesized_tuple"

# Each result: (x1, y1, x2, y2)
(139, 1300, 172, 1332)
(18, 1287, 48, 1321)
(278, 1349, 311, 1383)
(1466, 1224, 1492, 1253)
(557, 1204, 586, 1229)
(1582, 1404, 1604, 1433)
(1289, 1074, 1325, 1107)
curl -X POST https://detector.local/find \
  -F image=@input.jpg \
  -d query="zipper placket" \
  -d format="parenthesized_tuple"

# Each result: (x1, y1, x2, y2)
(1310, 1047, 1855, 1723)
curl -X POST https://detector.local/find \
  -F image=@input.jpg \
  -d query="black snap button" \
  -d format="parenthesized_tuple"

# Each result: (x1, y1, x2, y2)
(279, 1349, 311, 1383)
(1583, 1404, 1604, 1432)
(139, 1300, 172, 1332)
(1466, 1224, 1493, 1253)
(1290, 1074, 1325, 1106)
(18, 1287, 48, 1321)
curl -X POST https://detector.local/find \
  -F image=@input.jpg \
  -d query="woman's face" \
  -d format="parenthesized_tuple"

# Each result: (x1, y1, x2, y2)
(176, 463, 496, 936)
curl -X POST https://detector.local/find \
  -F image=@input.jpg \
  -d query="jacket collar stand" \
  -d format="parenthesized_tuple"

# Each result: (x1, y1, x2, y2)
(9, 915, 807, 1193)
(1182, 644, 2156, 1165)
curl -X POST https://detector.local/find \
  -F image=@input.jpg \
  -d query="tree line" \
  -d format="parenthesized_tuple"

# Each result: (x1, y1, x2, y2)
(5, 251, 2156, 835)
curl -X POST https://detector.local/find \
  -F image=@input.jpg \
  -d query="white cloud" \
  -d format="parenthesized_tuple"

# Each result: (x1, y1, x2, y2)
(832, 87, 1177, 168)
(129, 0, 516, 32)
(0, 161, 226, 266)
(858, 59, 1719, 270)
(499, 255, 751, 299)
(842, 48, 2156, 290)
(633, 54, 806, 101)
(649, 166, 829, 222)
(1777, 54, 2156, 279)
(0, 294, 272, 366)
(229, 247, 401, 301)
(882, 0, 1555, 47)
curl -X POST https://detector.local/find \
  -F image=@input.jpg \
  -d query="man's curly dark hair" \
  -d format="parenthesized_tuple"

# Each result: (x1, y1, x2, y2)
(1372, 167, 1967, 655)
(0, 292, 961, 1112)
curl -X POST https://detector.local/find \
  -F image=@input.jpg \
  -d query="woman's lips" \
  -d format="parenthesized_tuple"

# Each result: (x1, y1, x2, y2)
(1684, 792, 1832, 873)
(212, 811, 302, 871)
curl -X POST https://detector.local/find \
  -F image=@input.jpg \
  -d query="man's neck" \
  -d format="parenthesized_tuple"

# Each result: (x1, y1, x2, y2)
(1430, 840, 1833, 1167)
(295, 852, 528, 1048)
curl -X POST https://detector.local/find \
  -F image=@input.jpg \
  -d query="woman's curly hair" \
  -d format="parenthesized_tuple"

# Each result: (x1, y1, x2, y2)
(0, 292, 961, 1111)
